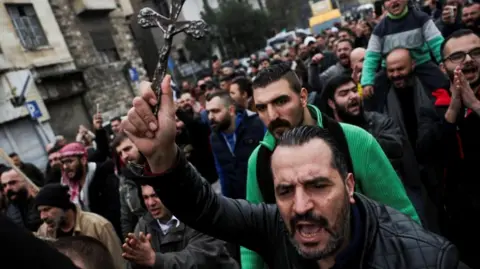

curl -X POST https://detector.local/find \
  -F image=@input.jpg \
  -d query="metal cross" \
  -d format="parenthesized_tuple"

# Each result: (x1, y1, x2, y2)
(138, 0, 209, 115)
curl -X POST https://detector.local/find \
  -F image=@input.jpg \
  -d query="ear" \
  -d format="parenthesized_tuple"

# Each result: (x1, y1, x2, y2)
(345, 173, 355, 204)
(327, 99, 336, 110)
(300, 88, 308, 107)
(228, 104, 236, 115)
(440, 62, 447, 75)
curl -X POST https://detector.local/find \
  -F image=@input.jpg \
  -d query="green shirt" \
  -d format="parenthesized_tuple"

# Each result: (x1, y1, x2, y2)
(240, 105, 419, 269)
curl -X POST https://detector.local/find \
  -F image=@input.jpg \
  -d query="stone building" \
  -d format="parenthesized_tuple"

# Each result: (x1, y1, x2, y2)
(0, 0, 72, 169)
(40, 0, 147, 141)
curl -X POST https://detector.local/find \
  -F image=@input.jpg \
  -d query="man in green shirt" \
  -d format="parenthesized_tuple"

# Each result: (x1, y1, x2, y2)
(241, 63, 419, 269)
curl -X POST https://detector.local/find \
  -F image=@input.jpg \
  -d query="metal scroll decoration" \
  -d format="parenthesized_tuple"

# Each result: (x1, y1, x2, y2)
(137, 0, 209, 116)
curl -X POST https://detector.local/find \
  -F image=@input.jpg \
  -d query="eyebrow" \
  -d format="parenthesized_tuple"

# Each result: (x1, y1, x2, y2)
(256, 94, 290, 106)
(276, 177, 332, 190)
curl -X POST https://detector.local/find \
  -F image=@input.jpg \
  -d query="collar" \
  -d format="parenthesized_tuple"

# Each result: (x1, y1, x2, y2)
(387, 6, 409, 19)
(333, 204, 363, 268)
(157, 215, 180, 235)
(260, 104, 324, 151)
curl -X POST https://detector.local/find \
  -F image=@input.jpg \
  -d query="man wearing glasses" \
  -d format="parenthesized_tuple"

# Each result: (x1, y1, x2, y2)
(440, 28, 480, 269)
(1, 168, 41, 231)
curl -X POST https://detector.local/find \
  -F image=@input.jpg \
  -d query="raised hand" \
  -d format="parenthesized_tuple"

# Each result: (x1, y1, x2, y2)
(122, 75, 177, 173)
(456, 67, 480, 110)
(122, 232, 155, 266)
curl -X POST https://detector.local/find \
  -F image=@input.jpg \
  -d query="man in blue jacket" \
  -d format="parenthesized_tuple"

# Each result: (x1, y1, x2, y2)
(206, 91, 265, 199)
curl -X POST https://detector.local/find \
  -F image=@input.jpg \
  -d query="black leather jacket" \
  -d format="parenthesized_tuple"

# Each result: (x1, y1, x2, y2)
(133, 151, 469, 269)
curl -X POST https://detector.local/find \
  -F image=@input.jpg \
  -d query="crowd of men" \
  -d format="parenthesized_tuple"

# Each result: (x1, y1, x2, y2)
(0, 0, 479, 268)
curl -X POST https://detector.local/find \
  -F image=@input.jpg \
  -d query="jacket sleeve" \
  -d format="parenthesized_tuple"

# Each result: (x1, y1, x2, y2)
(438, 243, 471, 269)
(89, 128, 111, 163)
(120, 186, 139, 238)
(370, 114, 404, 160)
(98, 222, 127, 269)
(422, 19, 444, 64)
(241, 146, 267, 269)
(153, 229, 239, 269)
(139, 150, 278, 260)
(361, 34, 382, 86)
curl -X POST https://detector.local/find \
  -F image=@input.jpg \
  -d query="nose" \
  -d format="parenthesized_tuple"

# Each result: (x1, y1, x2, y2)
(293, 189, 314, 215)
(266, 105, 278, 120)
(40, 211, 47, 220)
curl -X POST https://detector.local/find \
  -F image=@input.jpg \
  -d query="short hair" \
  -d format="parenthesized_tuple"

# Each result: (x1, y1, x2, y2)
(336, 38, 354, 49)
(110, 116, 121, 123)
(47, 143, 64, 155)
(231, 76, 253, 97)
(276, 125, 348, 179)
(252, 62, 302, 94)
(338, 27, 355, 38)
(110, 132, 129, 151)
(52, 235, 116, 269)
(206, 90, 234, 107)
(8, 152, 18, 158)
(385, 47, 412, 61)
(441, 29, 477, 59)
(323, 73, 356, 101)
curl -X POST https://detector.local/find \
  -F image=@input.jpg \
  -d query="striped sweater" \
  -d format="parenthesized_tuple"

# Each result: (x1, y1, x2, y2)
(361, 7, 444, 86)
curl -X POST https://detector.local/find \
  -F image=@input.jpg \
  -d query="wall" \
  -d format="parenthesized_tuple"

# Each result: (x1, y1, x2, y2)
(0, 0, 73, 68)
(0, 69, 51, 124)
(49, 0, 147, 120)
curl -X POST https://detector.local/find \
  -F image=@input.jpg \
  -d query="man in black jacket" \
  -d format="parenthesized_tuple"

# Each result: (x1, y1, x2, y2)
(121, 77, 468, 269)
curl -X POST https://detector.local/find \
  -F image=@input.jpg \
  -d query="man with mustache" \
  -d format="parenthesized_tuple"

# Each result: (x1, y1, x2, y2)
(59, 142, 122, 238)
(1, 168, 41, 231)
(120, 80, 468, 268)
(321, 74, 430, 227)
(35, 184, 125, 269)
(205, 91, 265, 199)
(121, 69, 419, 269)
(440, 29, 480, 268)
(312, 39, 353, 92)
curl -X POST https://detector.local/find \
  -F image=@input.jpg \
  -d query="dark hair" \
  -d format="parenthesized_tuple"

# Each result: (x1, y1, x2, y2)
(231, 76, 253, 97)
(338, 27, 355, 38)
(52, 235, 116, 269)
(8, 152, 18, 158)
(204, 80, 218, 90)
(110, 116, 122, 123)
(276, 125, 348, 179)
(110, 132, 129, 151)
(252, 62, 302, 94)
(206, 90, 234, 106)
(323, 73, 356, 101)
(336, 38, 354, 49)
(47, 143, 64, 155)
(441, 29, 477, 60)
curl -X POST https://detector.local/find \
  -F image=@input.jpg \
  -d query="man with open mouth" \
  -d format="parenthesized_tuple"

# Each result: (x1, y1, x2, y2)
(361, 0, 449, 112)
(121, 75, 470, 269)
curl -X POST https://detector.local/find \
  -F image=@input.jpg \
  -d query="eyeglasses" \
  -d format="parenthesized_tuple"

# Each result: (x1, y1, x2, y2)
(445, 48, 480, 64)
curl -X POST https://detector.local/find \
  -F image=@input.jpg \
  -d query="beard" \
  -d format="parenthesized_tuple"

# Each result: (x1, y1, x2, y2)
(6, 187, 28, 203)
(211, 116, 231, 133)
(268, 109, 304, 139)
(43, 211, 67, 231)
(288, 191, 351, 260)
(65, 164, 84, 182)
(335, 101, 364, 126)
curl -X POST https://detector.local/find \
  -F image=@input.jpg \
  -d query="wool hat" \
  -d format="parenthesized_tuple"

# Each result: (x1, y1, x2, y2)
(35, 184, 75, 210)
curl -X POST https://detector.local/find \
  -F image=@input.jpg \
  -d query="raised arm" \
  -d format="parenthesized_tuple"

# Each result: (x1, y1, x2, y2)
(121, 77, 279, 258)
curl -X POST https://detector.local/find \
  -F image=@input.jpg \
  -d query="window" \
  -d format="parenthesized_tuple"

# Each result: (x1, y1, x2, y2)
(90, 30, 120, 63)
(5, 4, 48, 50)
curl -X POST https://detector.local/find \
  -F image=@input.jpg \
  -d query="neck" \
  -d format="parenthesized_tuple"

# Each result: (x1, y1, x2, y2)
(157, 214, 173, 224)
(388, 6, 409, 19)
(243, 99, 250, 110)
(333, 112, 343, 123)
(60, 209, 76, 233)
(302, 107, 317, 126)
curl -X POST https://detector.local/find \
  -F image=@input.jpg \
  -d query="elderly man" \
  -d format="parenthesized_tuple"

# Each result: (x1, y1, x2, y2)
(36, 184, 125, 269)
(1, 168, 41, 231)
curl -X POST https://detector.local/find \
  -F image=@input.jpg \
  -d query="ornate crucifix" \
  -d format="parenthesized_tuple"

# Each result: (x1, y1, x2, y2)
(138, 0, 209, 115)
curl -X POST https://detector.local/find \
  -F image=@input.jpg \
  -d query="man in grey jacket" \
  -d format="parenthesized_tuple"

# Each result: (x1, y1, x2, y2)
(122, 184, 238, 269)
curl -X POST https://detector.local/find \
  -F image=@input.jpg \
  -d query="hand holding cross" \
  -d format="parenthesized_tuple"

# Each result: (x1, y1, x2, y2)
(137, 0, 209, 115)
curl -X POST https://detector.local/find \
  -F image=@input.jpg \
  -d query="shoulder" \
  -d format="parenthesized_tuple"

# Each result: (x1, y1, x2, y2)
(412, 8, 431, 23)
(360, 196, 458, 267)
(80, 210, 112, 227)
(339, 122, 376, 142)
(372, 18, 387, 36)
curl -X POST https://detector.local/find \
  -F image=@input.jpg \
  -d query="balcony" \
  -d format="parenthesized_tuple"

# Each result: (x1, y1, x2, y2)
(73, 0, 117, 15)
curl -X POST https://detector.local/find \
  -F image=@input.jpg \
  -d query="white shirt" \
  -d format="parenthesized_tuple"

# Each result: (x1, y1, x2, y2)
(157, 216, 180, 235)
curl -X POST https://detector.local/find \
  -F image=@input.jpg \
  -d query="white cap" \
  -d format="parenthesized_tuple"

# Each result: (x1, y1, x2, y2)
(303, 36, 316, 46)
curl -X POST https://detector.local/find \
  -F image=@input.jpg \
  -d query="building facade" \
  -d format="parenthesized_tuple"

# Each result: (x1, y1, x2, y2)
(0, 0, 71, 169)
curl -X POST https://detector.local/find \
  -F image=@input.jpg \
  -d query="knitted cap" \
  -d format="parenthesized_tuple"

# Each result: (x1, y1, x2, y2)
(35, 184, 75, 210)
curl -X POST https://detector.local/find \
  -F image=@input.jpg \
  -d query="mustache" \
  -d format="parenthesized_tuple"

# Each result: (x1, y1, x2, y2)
(267, 118, 291, 132)
(290, 210, 334, 235)
(391, 75, 408, 82)
(6, 189, 17, 199)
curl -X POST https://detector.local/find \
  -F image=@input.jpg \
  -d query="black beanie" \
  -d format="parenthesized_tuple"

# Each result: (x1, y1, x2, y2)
(35, 184, 75, 210)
